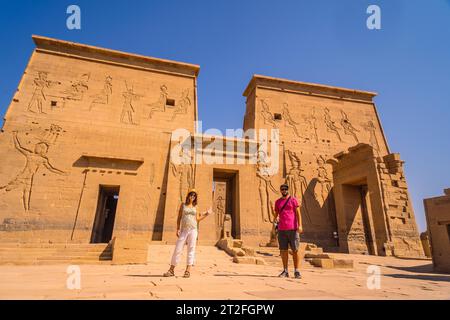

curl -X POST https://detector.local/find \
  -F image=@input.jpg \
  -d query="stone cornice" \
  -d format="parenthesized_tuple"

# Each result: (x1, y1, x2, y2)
(32, 35, 200, 78)
(243, 74, 377, 103)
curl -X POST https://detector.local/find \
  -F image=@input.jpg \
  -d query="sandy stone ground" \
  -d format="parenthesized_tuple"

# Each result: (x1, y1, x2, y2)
(0, 245, 449, 300)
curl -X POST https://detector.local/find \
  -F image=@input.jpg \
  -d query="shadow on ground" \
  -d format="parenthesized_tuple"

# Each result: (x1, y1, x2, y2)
(125, 274, 166, 278)
(385, 273, 450, 282)
(385, 263, 450, 275)
(214, 274, 280, 278)
(384, 263, 450, 282)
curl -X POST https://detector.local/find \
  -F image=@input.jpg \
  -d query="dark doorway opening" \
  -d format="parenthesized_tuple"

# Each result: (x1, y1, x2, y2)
(91, 185, 120, 243)
(213, 170, 240, 240)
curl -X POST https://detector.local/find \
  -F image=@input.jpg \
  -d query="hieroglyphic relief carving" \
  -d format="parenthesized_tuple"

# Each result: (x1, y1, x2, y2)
(0, 126, 66, 211)
(171, 161, 194, 203)
(89, 75, 113, 110)
(361, 120, 380, 152)
(214, 181, 226, 238)
(260, 99, 277, 128)
(27, 72, 61, 114)
(215, 195, 225, 230)
(171, 89, 191, 121)
(324, 107, 342, 142)
(282, 103, 302, 138)
(256, 151, 278, 223)
(303, 107, 319, 143)
(120, 82, 142, 125)
(41, 124, 63, 145)
(148, 85, 168, 119)
(285, 150, 312, 223)
(315, 155, 332, 206)
(340, 110, 359, 143)
(61, 73, 90, 101)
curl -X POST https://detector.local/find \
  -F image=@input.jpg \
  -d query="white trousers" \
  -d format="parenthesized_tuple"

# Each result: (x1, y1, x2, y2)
(170, 228, 198, 266)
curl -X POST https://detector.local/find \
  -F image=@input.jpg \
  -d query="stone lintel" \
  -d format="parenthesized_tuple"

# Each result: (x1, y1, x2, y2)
(81, 153, 144, 164)
(243, 74, 377, 103)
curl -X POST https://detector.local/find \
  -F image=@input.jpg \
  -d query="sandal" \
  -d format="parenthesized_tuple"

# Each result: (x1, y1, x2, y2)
(183, 270, 190, 278)
(163, 269, 175, 277)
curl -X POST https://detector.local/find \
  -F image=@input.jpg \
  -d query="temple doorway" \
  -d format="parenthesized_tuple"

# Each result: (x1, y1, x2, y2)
(213, 170, 240, 240)
(342, 183, 376, 255)
(91, 185, 120, 243)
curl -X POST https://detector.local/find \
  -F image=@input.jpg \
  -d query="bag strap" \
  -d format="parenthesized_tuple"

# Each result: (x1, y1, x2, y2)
(279, 196, 291, 214)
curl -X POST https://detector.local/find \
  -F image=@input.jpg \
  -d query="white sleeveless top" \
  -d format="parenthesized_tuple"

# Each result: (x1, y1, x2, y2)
(180, 204, 197, 231)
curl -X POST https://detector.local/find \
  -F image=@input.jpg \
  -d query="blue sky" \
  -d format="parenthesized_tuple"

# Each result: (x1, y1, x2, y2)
(1, 0, 449, 232)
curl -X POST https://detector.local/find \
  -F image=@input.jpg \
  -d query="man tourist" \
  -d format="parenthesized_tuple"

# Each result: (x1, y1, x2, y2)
(273, 183, 303, 279)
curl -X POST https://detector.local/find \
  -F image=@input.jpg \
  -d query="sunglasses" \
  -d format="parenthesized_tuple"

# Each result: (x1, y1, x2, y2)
(280, 188, 288, 191)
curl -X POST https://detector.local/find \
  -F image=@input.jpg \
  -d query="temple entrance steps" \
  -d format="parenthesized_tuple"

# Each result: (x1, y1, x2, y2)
(0, 243, 112, 265)
(255, 243, 353, 269)
(148, 243, 237, 267)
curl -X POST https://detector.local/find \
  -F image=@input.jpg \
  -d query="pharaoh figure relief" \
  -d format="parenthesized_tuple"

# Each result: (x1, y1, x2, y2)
(260, 99, 277, 128)
(89, 75, 113, 110)
(171, 89, 191, 121)
(148, 85, 168, 119)
(281, 103, 302, 138)
(171, 147, 195, 203)
(285, 150, 312, 224)
(62, 73, 90, 101)
(340, 110, 359, 143)
(324, 107, 342, 142)
(303, 107, 319, 143)
(213, 182, 226, 239)
(27, 71, 61, 114)
(120, 82, 142, 125)
(315, 155, 332, 206)
(256, 151, 278, 223)
(361, 120, 380, 152)
(0, 125, 66, 211)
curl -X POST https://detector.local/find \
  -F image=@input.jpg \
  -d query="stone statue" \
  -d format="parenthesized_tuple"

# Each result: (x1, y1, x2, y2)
(223, 214, 232, 239)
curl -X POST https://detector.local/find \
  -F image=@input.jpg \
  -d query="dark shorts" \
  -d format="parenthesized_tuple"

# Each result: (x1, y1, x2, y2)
(278, 230, 300, 251)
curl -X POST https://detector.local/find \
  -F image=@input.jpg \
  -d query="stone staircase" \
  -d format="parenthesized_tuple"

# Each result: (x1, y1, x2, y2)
(216, 238, 265, 265)
(303, 244, 354, 269)
(256, 243, 354, 269)
(0, 243, 112, 265)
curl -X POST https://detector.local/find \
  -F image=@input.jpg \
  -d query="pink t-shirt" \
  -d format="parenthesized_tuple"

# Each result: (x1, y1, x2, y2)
(275, 197, 299, 231)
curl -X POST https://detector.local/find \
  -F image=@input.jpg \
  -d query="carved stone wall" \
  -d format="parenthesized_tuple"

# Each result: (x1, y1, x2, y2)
(243, 76, 389, 249)
(243, 76, 422, 256)
(0, 37, 425, 259)
(327, 144, 423, 257)
(0, 36, 198, 244)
